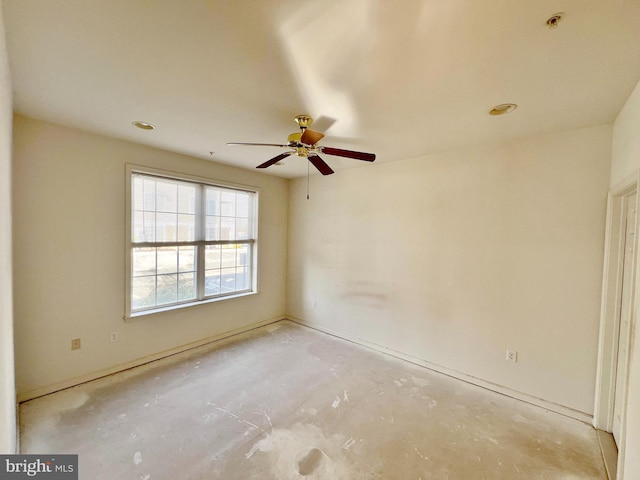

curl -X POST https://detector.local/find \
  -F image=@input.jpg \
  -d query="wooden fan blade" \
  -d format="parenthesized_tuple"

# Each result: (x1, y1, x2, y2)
(308, 154, 334, 175)
(227, 142, 290, 148)
(300, 129, 325, 145)
(320, 146, 376, 162)
(256, 152, 292, 169)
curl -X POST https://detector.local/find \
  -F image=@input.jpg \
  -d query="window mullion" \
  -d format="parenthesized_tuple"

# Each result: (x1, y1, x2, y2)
(196, 184, 205, 300)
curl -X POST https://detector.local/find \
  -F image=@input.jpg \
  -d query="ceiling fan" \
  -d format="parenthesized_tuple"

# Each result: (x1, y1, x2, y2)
(227, 115, 376, 175)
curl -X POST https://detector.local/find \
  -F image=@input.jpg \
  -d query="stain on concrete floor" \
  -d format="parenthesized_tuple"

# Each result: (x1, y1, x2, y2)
(20, 321, 607, 479)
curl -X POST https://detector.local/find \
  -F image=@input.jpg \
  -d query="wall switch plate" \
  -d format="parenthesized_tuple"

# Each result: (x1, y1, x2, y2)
(506, 349, 518, 363)
(110, 331, 119, 343)
(71, 338, 81, 350)
(312, 300, 317, 309)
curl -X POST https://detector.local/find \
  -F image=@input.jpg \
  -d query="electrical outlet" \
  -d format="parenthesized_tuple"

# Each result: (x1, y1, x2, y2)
(506, 349, 518, 363)
(71, 338, 81, 351)
(312, 300, 317, 309)
(110, 331, 119, 343)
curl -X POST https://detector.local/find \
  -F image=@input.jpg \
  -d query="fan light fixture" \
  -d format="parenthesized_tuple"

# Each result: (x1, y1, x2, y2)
(489, 103, 518, 116)
(132, 121, 155, 130)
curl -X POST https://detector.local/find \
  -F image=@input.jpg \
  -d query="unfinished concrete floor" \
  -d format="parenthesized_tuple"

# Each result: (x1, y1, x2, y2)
(20, 321, 607, 479)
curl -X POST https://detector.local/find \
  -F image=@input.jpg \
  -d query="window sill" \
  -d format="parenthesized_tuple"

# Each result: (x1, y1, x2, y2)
(124, 291, 257, 322)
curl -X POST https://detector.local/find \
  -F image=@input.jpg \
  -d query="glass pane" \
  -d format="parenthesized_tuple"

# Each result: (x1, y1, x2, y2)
(157, 274, 178, 305)
(143, 178, 156, 211)
(236, 192, 249, 218)
(236, 244, 249, 267)
(156, 180, 177, 212)
(178, 184, 196, 214)
(157, 247, 178, 274)
(156, 213, 177, 242)
(132, 276, 156, 310)
(206, 216, 220, 241)
(179, 246, 196, 272)
(178, 272, 196, 301)
(220, 217, 235, 240)
(132, 210, 145, 242)
(205, 245, 221, 269)
(205, 270, 221, 296)
(236, 267, 249, 290)
(133, 247, 156, 276)
(221, 191, 235, 217)
(236, 218, 249, 240)
(178, 214, 196, 242)
(206, 189, 220, 216)
(221, 246, 236, 268)
(220, 267, 236, 293)
(133, 176, 144, 211)
(143, 212, 155, 242)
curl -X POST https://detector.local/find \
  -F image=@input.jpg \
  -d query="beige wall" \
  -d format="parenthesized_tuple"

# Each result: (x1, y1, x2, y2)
(612, 80, 640, 188)
(12, 115, 288, 399)
(287, 125, 611, 415)
(0, 1, 16, 454)
(611, 78, 640, 479)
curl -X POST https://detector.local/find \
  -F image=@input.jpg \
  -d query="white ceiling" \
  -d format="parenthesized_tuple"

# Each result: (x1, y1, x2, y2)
(4, 0, 640, 178)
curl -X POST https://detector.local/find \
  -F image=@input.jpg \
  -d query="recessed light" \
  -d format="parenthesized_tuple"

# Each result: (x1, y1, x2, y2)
(489, 103, 518, 116)
(546, 13, 563, 29)
(132, 121, 155, 130)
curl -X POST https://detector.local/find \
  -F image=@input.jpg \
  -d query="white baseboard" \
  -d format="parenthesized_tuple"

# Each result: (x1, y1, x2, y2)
(18, 316, 286, 403)
(287, 315, 594, 425)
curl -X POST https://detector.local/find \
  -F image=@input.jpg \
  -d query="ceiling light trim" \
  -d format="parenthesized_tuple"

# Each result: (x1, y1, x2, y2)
(489, 103, 518, 116)
(132, 121, 155, 130)
(546, 13, 564, 29)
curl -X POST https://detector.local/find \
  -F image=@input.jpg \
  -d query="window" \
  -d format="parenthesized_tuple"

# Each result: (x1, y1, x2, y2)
(126, 169, 258, 317)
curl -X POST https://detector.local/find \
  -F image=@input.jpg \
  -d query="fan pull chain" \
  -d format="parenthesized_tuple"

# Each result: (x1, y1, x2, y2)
(307, 160, 310, 200)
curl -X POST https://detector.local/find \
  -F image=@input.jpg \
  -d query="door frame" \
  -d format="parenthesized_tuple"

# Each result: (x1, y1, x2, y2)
(594, 171, 639, 478)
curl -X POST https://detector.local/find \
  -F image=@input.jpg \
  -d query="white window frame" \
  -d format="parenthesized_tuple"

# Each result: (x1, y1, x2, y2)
(124, 165, 259, 320)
